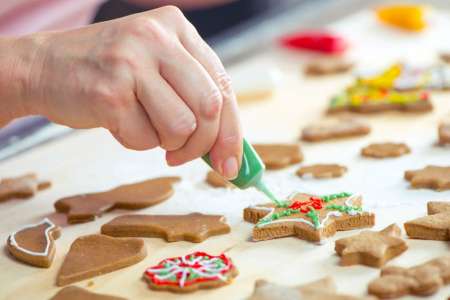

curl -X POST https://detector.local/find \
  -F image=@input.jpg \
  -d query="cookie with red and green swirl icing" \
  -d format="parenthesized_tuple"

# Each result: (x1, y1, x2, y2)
(143, 251, 238, 293)
(244, 192, 375, 243)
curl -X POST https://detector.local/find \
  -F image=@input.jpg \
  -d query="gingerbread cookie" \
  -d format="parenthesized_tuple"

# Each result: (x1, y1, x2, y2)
(404, 201, 450, 240)
(404, 166, 450, 191)
(304, 57, 354, 76)
(7, 218, 61, 268)
(248, 277, 376, 300)
(0, 173, 50, 202)
(143, 251, 238, 293)
(244, 192, 375, 243)
(50, 286, 126, 300)
(205, 171, 234, 188)
(439, 120, 450, 145)
(301, 117, 370, 142)
(441, 53, 450, 64)
(55, 176, 180, 223)
(101, 213, 230, 242)
(335, 224, 407, 268)
(253, 144, 303, 169)
(57, 234, 146, 286)
(368, 256, 450, 299)
(361, 142, 410, 158)
(296, 164, 347, 179)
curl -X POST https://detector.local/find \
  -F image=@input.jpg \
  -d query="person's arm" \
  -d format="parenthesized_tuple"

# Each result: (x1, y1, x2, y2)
(0, 6, 242, 179)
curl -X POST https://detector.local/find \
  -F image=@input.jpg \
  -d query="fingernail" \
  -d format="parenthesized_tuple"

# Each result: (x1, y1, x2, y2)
(222, 156, 239, 180)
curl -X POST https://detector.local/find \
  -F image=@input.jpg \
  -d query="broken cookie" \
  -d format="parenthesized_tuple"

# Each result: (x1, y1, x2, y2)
(335, 224, 407, 267)
(56, 234, 146, 286)
(301, 117, 370, 142)
(244, 192, 374, 243)
(205, 171, 234, 188)
(248, 277, 375, 300)
(50, 286, 126, 300)
(368, 256, 450, 299)
(7, 218, 61, 268)
(101, 213, 230, 242)
(253, 144, 303, 169)
(296, 164, 347, 179)
(144, 251, 238, 293)
(404, 201, 450, 240)
(54, 176, 180, 223)
(0, 173, 50, 202)
(361, 142, 410, 158)
(404, 166, 450, 191)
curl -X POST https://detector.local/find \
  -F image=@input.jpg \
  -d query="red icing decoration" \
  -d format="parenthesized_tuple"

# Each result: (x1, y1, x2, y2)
(279, 31, 348, 54)
(144, 251, 234, 288)
(289, 197, 324, 213)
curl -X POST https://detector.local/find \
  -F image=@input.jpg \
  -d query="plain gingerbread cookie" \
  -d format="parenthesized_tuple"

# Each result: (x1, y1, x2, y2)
(361, 143, 410, 158)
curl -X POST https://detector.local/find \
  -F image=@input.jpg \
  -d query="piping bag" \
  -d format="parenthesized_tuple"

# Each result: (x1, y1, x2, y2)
(202, 139, 281, 205)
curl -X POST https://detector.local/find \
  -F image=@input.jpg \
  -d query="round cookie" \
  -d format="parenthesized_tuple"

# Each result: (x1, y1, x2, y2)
(361, 142, 410, 158)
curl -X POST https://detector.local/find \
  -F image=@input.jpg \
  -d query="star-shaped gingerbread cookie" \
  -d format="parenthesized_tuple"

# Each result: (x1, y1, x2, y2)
(361, 143, 410, 158)
(101, 213, 230, 242)
(0, 173, 50, 202)
(404, 201, 450, 240)
(404, 166, 450, 191)
(296, 164, 347, 179)
(301, 117, 370, 142)
(253, 144, 303, 169)
(244, 192, 374, 243)
(335, 224, 407, 267)
(247, 277, 375, 300)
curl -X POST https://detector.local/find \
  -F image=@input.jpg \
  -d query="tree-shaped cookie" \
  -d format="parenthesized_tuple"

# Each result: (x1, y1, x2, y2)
(253, 144, 303, 169)
(0, 173, 50, 202)
(7, 218, 61, 268)
(54, 176, 180, 223)
(335, 224, 407, 267)
(247, 277, 376, 300)
(143, 251, 238, 293)
(404, 166, 450, 191)
(404, 201, 450, 240)
(368, 256, 450, 299)
(101, 213, 230, 242)
(50, 286, 126, 300)
(57, 234, 146, 286)
(244, 192, 375, 243)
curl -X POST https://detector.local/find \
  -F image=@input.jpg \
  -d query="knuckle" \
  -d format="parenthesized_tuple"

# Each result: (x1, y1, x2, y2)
(202, 87, 223, 119)
(160, 5, 185, 21)
(164, 112, 196, 139)
(215, 71, 234, 103)
(126, 17, 168, 45)
(99, 44, 137, 71)
(218, 133, 240, 148)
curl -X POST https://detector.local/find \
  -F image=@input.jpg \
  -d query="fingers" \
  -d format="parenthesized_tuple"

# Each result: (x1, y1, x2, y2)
(161, 44, 223, 167)
(179, 25, 243, 179)
(136, 71, 197, 151)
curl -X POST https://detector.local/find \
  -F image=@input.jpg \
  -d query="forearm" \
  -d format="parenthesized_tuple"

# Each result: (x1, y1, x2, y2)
(0, 35, 46, 127)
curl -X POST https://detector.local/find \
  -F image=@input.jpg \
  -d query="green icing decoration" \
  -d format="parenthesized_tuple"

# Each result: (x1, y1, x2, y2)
(306, 209, 320, 228)
(321, 192, 352, 202)
(326, 204, 362, 214)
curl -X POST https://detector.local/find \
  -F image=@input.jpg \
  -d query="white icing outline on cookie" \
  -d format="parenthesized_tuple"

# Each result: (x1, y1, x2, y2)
(253, 194, 362, 229)
(8, 218, 56, 257)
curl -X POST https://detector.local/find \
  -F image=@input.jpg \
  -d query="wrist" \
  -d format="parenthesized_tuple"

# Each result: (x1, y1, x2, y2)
(0, 34, 49, 123)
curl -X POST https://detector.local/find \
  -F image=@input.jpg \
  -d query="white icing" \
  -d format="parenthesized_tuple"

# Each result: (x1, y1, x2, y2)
(8, 218, 56, 257)
(254, 194, 363, 229)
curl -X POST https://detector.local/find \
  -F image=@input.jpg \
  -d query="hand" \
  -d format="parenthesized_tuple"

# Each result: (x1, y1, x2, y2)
(10, 6, 243, 179)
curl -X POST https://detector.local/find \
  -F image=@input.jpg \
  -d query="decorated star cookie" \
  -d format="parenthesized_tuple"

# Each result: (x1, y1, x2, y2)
(361, 142, 410, 158)
(301, 117, 370, 142)
(57, 234, 146, 286)
(368, 256, 450, 299)
(248, 277, 376, 300)
(0, 173, 51, 202)
(205, 171, 234, 188)
(50, 286, 126, 300)
(143, 251, 238, 293)
(7, 218, 61, 268)
(54, 176, 180, 223)
(404, 201, 450, 240)
(404, 166, 450, 191)
(335, 224, 407, 268)
(101, 213, 230, 242)
(439, 120, 450, 145)
(244, 192, 375, 243)
(296, 164, 347, 179)
(304, 56, 354, 76)
(253, 144, 303, 169)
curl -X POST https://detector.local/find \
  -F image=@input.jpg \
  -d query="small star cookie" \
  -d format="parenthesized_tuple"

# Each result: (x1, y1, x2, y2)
(0, 173, 50, 202)
(404, 201, 450, 240)
(335, 224, 407, 267)
(361, 143, 410, 158)
(253, 144, 303, 169)
(101, 213, 231, 242)
(296, 164, 347, 179)
(404, 166, 450, 191)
